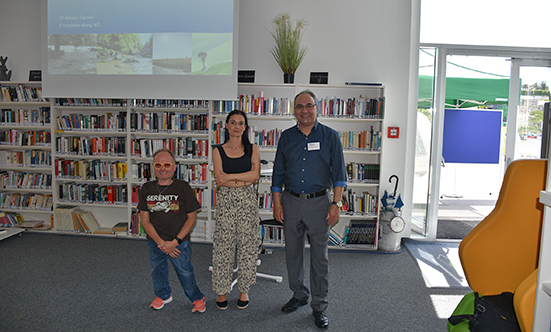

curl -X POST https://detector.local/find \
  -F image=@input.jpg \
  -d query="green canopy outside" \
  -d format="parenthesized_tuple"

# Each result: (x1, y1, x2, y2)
(418, 75, 511, 109)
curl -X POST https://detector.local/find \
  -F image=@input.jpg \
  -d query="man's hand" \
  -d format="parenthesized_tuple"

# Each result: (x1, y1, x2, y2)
(326, 204, 340, 226)
(158, 240, 181, 258)
(273, 204, 284, 224)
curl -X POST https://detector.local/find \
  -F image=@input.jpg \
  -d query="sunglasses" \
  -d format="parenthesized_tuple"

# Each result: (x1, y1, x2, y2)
(153, 162, 174, 169)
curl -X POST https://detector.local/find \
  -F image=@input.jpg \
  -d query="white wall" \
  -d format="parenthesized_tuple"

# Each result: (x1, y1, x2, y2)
(238, 0, 416, 232)
(0, 0, 42, 82)
(0, 0, 417, 233)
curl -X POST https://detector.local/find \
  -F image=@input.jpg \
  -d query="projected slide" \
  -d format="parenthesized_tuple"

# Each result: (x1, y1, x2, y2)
(47, 0, 233, 76)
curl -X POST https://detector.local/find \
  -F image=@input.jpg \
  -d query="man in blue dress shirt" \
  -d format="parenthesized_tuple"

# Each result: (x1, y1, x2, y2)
(271, 90, 347, 329)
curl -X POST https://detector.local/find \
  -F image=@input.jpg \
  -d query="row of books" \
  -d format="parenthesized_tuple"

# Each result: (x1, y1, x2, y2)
(214, 93, 384, 118)
(132, 99, 209, 109)
(54, 206, 126, 234)
(130, 112, 208, 132)
(0, 129, 51, 146)
(338, 127, 381, 151)
(340, 190, 378, 215)
(0, 211, 25, 227)
(56, 112, 126, 131)
(258, 191, 273, 210)
(131, 138, 208, 159)
(55, 159, 127, 181)
(212, 122, 284, 148)
(0, 171, 52, 190)
(212, 97, 294, 116)
(214, 122, 381, 152)
(237, 94, 294, 115)
(329, 229, 346, 247)
(190, 219, 208, 239)
(315, 97, 383, 118)
(0, 192, 53, 211)
(54, 98, 127, 107)
(55, 136, 126, 156)
(53, 98, 211, 109)
(212, 188, 376, 216)
(1, 107, 51, 126)
(0, 150, 52, 168)
(1, 84, 45, 102)
(343, 220, 378, 249)
(0, 211, 49, 229)
(346, 163, 380, 183)
(57, 183, 127, 205)
(261, 223, 284, 244)
(288, 96, 384, 118)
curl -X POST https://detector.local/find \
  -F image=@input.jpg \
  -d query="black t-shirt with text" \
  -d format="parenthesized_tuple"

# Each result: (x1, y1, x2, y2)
(137, 179, 201, 241)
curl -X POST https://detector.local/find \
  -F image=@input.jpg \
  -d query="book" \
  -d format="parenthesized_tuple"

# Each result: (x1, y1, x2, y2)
(15, 220, 44, 228)
(112, 222, 128, 232)
(79, 210, 112, 234)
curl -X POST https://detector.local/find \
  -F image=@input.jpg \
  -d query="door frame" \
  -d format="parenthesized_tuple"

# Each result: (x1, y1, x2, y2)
(419, 45, 551, 240)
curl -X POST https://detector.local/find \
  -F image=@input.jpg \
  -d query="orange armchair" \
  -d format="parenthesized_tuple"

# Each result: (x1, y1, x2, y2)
(459, 159, 547, 332)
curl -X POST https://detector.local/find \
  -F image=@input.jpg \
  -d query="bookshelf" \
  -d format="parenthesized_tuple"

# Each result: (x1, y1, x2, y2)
(214, 83, 385, 250)
(0, 81, 385, 251)
(0, 81, 53, 227)
(50, 96, 212, 241)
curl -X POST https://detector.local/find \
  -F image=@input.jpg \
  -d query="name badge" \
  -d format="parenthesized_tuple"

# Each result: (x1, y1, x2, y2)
(308, 142, 320, 151)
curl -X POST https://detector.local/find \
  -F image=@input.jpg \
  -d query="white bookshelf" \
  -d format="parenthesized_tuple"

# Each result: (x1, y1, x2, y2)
(0, 82, 387, 250)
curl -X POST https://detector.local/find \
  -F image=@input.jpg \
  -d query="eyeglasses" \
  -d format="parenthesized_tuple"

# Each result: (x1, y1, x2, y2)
(153, 162, 174, 169)
(294, 103, 316, 111)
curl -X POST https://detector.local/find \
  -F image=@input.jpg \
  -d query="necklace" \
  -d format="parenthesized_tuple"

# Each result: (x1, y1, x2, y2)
(157, 180, 173, 195)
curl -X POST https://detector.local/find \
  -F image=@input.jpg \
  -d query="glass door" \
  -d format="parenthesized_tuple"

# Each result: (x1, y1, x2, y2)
(411, 47, 436, 236)
(506, 60, 551, 164)
(413, 48, 551, 240)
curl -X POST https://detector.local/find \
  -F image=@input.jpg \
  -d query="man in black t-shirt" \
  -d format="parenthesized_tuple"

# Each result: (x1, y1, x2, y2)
(137, 148, 206, 313)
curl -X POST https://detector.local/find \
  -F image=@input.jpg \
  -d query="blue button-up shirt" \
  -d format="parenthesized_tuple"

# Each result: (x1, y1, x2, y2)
(271, 121, 347, 194)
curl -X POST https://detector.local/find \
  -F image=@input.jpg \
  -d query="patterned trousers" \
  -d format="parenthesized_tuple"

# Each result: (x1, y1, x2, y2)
(212, 185, 259, 295)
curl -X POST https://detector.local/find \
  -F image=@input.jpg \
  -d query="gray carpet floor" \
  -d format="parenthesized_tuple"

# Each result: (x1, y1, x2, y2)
(437, 219, 482, 240)
(0, 232, 469, 332)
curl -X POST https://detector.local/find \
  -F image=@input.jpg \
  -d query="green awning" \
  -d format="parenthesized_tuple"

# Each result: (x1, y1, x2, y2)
(418, 75, 510, 109)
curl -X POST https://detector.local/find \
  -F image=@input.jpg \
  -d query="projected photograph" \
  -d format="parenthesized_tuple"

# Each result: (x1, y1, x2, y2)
(47, 34, 98, 74)
(96, 33, 153, 75)
(192, 33, 233, 75)
(152, 33, 192, 75)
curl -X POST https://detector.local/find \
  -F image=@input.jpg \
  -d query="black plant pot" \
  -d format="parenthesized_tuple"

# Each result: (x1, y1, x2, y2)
(283, 73, 295, 84)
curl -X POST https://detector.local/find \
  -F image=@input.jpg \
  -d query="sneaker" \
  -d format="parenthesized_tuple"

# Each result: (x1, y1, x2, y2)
(150, 295, 173, 310)
(192, 297, 206, 313)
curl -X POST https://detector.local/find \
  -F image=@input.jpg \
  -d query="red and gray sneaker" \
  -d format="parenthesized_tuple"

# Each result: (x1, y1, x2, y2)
(150, 295, 173, 310)
(192, 297, 206, 313)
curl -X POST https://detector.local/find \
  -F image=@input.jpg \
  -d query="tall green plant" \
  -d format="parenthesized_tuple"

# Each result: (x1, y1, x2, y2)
(267, 13, 308, 74)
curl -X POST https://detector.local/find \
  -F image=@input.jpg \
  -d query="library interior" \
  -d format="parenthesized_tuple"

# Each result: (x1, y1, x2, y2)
(1, 1, 551, 331)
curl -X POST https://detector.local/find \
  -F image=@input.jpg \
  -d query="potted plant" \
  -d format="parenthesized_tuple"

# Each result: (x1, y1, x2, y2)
(267, 13, 308, 84)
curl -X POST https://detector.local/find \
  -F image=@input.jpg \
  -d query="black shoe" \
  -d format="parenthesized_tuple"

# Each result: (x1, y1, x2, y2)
(216, 300, 228, 310)
(281, 297, 308, 313)
(313, 311, 329, 329)
(237, 299, 249, 309)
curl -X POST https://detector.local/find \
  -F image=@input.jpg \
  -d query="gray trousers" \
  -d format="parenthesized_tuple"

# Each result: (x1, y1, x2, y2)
(281, 190, 331, 312)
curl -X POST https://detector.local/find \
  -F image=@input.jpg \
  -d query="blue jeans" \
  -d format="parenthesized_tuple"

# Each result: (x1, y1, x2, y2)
(148, 239, 204, 303)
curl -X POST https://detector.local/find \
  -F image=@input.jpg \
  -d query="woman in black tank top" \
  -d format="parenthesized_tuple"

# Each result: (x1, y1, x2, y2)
(211, 110, 260, 310)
